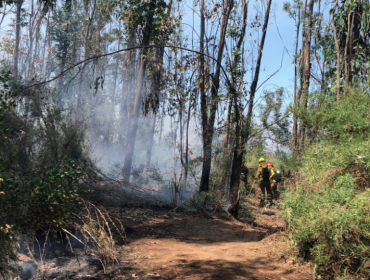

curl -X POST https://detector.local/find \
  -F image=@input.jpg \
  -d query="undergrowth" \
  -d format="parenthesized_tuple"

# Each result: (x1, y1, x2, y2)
(0, 72, 93, 277)
(64, 200, 126, 273)
(283, 88, 370, 279)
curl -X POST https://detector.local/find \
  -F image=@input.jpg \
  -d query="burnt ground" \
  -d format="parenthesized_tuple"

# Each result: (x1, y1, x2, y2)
(17, 189, 314, 280)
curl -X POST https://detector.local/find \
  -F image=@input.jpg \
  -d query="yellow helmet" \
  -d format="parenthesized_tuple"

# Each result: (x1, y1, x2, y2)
(258, 157, 265, 162)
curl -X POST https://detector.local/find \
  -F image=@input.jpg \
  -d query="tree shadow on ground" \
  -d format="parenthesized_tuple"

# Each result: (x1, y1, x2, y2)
(124, 212, 279, 244)
(105, 257, 309, 280)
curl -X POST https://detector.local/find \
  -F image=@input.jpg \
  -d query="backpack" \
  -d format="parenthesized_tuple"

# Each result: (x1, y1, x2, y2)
(242, 166, 249, 176)
(241, 166, 249, 182)
(274, 171, 282, 183)
(261, 166, 270, 181)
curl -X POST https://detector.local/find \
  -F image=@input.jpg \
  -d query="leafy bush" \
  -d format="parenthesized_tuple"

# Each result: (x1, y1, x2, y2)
(0, 72, 88, 277)
(283, 88, 370, 279)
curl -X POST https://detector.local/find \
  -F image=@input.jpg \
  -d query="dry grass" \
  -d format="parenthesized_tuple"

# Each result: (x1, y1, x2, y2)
(63, 199, 126, 273)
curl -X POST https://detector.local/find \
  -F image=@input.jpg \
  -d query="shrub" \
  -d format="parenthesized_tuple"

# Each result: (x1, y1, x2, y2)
(283, 88, 370, 279)
(0, 72, 88, 277)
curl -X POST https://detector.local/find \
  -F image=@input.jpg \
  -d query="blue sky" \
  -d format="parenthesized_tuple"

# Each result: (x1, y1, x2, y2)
(178, 0, 301, 111)
(178, 0, 331, 113)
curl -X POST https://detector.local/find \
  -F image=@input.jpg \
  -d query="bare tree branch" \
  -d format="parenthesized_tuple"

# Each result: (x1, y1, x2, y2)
(22, 45, 233, 91)
(247, 112, 292, 140)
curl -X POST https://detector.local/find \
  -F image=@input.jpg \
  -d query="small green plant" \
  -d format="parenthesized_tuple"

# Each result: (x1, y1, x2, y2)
(282, 88, 370, 279)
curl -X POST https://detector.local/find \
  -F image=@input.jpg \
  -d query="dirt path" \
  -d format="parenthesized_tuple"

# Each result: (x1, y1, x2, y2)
(110, 198, 312, 280)
(26, 196, 313, 280)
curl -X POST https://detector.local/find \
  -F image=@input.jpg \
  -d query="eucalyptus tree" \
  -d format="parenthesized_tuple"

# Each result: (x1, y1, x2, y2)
(199, 0, 235, 193)
(12, 0, 56, 77)
(121, 0, 173, 181)
(228, 0, 272, 217)
(51, 0, 81, 94)
(296, 0, 314, 158)
(323, 0, 370, 93)
(260, 88, 291, 149)
(144, 0, 174, 169)
(283, 0, 302, 155)
(13, 0, 23, 77)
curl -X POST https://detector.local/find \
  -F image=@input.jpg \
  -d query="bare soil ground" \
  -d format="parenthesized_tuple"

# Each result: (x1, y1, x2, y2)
(21, 192, 313, 280)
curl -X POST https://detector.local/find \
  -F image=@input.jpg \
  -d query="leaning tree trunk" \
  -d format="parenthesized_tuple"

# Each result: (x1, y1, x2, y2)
(122, 44, 150, 181)
(199, 0, 234, 193)
(228, 0, 272, 218)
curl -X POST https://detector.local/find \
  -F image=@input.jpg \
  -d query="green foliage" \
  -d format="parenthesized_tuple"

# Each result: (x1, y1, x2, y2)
(0, 72, 88, 276)
(322, 0, 370, 90)
(119, 0, 172, 43)
(283, 0, 303, 21)
(0, 0, 16, 8)
(259, 88, 291, 147)
(283, 88, 370, 278)
(304, 88, 370, 141)
(49, 0, 84, 77)
(0, 71, 18, 277)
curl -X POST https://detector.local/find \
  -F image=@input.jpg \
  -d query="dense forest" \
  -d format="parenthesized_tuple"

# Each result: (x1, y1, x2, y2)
(1, 0, 370, 279)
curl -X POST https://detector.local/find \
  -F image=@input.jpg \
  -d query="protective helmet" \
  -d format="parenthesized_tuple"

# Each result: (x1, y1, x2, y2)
(267, 161, 273, 166)
(258, 158, 265, 162)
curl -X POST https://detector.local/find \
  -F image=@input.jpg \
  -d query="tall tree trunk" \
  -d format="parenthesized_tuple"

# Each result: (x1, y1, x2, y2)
(198, 0, 206, 191)
(184, 100, 192, 187)
(224, 0, 248, 158)
(296, 0, 308, 159)
(144, 0, 172, 169)
(159, 105, 164, 142)
(121, 0, 161, 179)
(344, 12, 351, 88)
(331, 0, 340, 101)
(145, 112, 156, 168)
(179, 100, 184, 168)
(223, 95, 233, 157)
(122, 44, 149, 181)
(77, 0, 97, 114)
(291, 6, 301, 155)
(13, 0, 24, 77)
(199, 0, 234, 193)
(42, 12, 50, 76)
(227, 86, 242, 218)
(57, 0, 72, 94)
(297, 0, 314, 158)
(26, 0, 34, 80)
(120, 27, 136, 146)
(228, 0, 271, 218)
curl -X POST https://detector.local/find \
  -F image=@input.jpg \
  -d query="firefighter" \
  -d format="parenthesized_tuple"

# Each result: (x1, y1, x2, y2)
(267, 161, 277, 200)
(255, 158, 274, 207)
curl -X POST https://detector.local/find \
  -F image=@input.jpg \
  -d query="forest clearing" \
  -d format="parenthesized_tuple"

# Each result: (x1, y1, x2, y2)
(1, 0, 370, 279)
